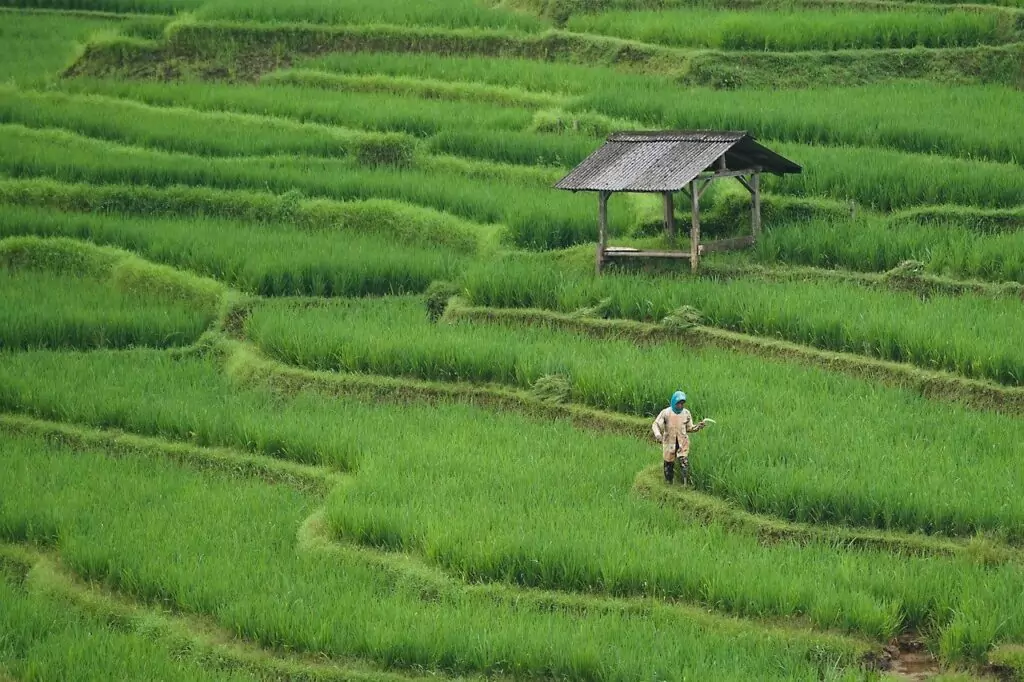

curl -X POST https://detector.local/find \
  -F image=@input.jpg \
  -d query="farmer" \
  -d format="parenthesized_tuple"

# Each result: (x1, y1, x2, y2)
(652, 391, 706, 485)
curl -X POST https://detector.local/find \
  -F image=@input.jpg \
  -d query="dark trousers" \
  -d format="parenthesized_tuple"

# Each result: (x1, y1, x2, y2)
(663, 455, 689, 484)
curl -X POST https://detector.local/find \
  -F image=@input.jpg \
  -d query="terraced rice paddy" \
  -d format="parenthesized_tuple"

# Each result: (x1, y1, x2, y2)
(1, 0, 1023, 679)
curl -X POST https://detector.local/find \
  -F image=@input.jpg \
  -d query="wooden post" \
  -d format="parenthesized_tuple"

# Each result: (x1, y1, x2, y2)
(751, 171, 761, 240)
(663, 191, 675, 241)
(689, 179, 700, 273)
(596, 190, 609, 275)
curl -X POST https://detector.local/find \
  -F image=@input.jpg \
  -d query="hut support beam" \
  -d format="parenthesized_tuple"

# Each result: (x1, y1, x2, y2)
(596, 190, 609, 275)
(751, 171, 761, 240)
(663, 192, 675, 240)
(689, 179, 701, 272)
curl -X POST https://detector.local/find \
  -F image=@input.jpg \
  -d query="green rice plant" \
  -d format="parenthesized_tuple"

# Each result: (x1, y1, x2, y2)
(0, 570, 260, 682)
(0, 351, 361, 468)
(754, 216, 1024, 282)
(244, 296, 1024, 536)
(60, 79, 537, 137)
(58, 82, 1024, 211)
(0, 88, 417, 161)
(299, 50, 637, 96)
(66, 17, 690, 83)
(528, 107, 634, 137)
(0, 12, 120, 86)
(0, 0, 202, 11)
(0, 178, 483, 253)
(263, 68, 567, 109)
(0, 205, 466, 297)
(426, 129, 594, 167)
(0, 268, 213, 350)
(566, 7, 1013, 51)
(0, 126, 621, 249)
(424, 154, 563, 188)
(0, 234, 224, 307)
(0, 429, 877, 679)
(5, 349, 1024, 656)
(573, 82, 1024, 165)
(681, 41, 1024, 89)
(461, 255, 1024, 385)
(195, 0, 549, 32)
(523, 0, 1024, 12)
(895, 204, 1024, 232)
(769, 142, 1024, 210)
(67, 15, 1024, 89)
(0, 236, 221, 349)
(291, 20, 1024, 90)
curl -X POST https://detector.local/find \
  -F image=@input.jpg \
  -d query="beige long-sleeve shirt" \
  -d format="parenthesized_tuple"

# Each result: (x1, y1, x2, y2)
(652, 407, 702, 462)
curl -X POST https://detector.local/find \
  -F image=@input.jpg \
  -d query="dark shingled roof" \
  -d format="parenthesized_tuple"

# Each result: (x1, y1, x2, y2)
(555, 131, 801, 193)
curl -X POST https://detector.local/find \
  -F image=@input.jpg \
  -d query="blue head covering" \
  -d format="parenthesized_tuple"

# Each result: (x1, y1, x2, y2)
(670, 391, 687, 414)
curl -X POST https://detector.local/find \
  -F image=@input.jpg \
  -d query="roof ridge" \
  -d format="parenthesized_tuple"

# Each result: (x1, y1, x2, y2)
(608, 130, 749, 141)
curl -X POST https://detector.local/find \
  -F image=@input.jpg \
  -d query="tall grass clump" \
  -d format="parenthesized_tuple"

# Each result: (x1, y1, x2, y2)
(244, 296, 1024, 537)
(0, 429, 882, 679)
(566, 8, 1012, 50)
(573, 82, 1024, 165)
(0, 350, 362, 469)
(0, 268, 212, 350)
(0, 0, 205, 11)
(0, 178, 482, 253)
(0, 88, 417, 161)
(0, 127, 620, 249)
(426, 129, 595, 167)
(263, 69, 568, 109)
(896, 204, 1024, 232)
(195, 0, 549, 31)
(0, 13, 120, 86)
(754, 216, 1024, 283)
(0, 205, 466, 297)
(60, 79, 537, 137)
(769, 142, 1024, 210)
(0, 571, 260, 682)
(461, 255, 1024, 385)
(559, 0, 1024, 9)
(6, 350, 1024, 657)
(0, 236, 221, 349)
(300, 51, 638, 96)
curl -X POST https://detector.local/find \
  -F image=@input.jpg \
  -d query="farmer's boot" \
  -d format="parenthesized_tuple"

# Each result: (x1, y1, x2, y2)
(663, 460, 674, 483)
(677, 457, 689, 486)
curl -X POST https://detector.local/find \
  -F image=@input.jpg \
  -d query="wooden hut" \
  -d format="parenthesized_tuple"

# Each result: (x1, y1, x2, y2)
(554, 131, 801, 274)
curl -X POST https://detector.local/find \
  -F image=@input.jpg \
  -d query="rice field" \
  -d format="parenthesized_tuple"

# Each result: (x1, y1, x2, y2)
(2, 349, 1024, 663)
(2, 2, 1024, 679)
(59, 78, 540, 136)
(0, 428, 880, 681)
(572, 81, 1024, 165)
(754, 216, 1024, 282)
(566, 7, 1015, 50)
(461, 255, 1024, 385)
(0, 88, 417, 159)
(0, 11, 122, 85)
(0, 267, 214, 349)
(243, 295, 1024, 536)
(195, 0, 550, 32)
(0, 205, 468, 296)
(0, 565, 261, 682)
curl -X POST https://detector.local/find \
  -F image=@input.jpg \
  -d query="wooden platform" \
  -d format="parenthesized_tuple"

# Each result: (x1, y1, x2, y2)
(601, 235, 755, 264)
(604, 247, 691, 260)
